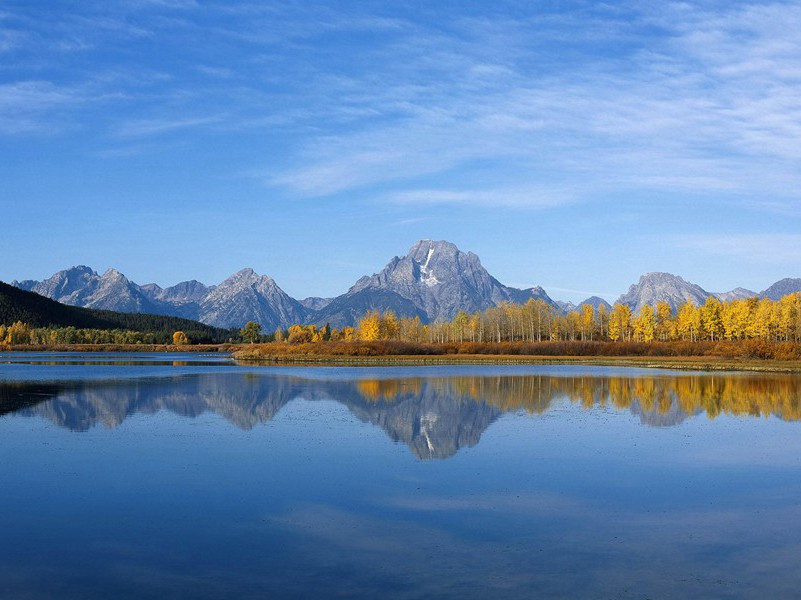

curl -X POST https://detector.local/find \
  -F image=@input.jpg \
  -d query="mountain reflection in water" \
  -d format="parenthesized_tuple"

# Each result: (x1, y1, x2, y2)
(2, 372, 799, 459)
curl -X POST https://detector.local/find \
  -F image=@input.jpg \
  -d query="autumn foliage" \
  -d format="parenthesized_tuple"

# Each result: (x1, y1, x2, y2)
(267, 293, 801, 352)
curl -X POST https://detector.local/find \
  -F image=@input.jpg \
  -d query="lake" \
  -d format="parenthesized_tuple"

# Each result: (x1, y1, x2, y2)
(1, 353, 801, 599)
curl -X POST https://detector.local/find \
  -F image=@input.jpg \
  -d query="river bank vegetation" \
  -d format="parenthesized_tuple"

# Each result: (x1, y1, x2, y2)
(263, 294, 801, 345)
(0, 321, 228, 348)
(309, 294, 801, 345)
(234, 294, 801, 365)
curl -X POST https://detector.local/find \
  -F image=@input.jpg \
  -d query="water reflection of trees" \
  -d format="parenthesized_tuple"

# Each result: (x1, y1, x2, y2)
(1, 372, 799, 459)
(355, 374, 801, 422)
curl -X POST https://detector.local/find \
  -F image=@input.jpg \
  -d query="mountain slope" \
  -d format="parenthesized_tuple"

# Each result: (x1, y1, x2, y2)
(13, 266, 303, 330)
(616, 272, 712, 313)
(141, 280, 212, 304)
(714, 287, 757, 302)
(761, 278, 801, 301)
(579, 296, 612, 310)
(197, 268, 308, 330)
(316, 240, 555, 325)
(0, 281, 229, 341)
(18, 266, 162, 313)
(300, 296, 334, 311)
(313, 289, 427, 328)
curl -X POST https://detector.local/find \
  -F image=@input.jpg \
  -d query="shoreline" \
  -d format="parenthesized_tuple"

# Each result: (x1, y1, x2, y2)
(0, 344, 229, 353)
(1, 345, 799, 373)
(232, 353, 801, 373)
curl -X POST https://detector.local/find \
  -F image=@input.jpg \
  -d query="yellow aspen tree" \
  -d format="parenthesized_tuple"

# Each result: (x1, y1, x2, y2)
(596, 303, 609, 341)
(609, 304, 631, 341)
(469, 314, 481, 342)
(676, 302, 699, 341)
(358, 311, 382, 341)
(452, 311, 469, 342)
(700, 297, 724, 341)
(778, 295, 795, 341)
(655, 301, 672, 341)
(634, 305, 656, 342)
(382, 311, 400, 340)
(579, 304, 594, 341)
(752, 298, 776, 340)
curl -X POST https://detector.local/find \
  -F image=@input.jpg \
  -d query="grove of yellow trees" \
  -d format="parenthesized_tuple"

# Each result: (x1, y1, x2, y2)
(270, 293, 801, 345)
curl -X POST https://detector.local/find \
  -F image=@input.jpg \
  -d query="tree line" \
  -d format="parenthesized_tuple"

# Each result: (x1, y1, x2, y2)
(268, 293, 801, 345)
(0, 322, 197, 346)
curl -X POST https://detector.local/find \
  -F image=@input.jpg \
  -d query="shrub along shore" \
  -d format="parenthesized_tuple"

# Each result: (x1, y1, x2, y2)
(230, 340, 801, 372)
(2, 339, 800, 371)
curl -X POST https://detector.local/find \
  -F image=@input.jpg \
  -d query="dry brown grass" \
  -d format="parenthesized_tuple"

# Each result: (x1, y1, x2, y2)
(232, 339, 801, 361)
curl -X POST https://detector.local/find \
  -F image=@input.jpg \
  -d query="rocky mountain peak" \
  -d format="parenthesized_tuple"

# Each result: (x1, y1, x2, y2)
(227, 267, 257, 281)
(315, 240, 554, 325)
(580, 296, 612, 310)
(617, 272, 711, 313)
(408, 239, 459, 260)
(101, 267, 127, 281)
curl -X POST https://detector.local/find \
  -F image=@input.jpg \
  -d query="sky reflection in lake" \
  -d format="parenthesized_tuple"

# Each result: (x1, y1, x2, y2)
(1, 355, 800, 599)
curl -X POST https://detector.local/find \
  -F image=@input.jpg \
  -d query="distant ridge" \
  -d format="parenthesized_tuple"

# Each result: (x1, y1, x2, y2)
(9, 242, 798, 328)
(0, 281, 229, 342)
(313, 240, 556, 327)
(761, 278, 801, 301)
(615, 272, 764, 313)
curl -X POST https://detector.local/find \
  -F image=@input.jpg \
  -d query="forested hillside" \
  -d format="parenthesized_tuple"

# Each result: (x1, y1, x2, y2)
(0, 282, 230, 343)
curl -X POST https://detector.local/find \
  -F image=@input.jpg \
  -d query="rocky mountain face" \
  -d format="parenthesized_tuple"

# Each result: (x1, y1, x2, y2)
(555, 300, 577, 313)
(315, 240, 555, 326)
(196, 269, 308, 330)
(10, 243, 798, 328)
(313, 288, 427, 329)
(615, 272, 769, 313)
(12, 265, 305, 330)
(616, 272, 713, 313)
(580, 296, 613, 310)
(142, 280, 213, 304)
(714, 287, 757, 302)
(12, 266, 160, 314)
(761, 278, 801, 301)
(299, 296, 334, 311)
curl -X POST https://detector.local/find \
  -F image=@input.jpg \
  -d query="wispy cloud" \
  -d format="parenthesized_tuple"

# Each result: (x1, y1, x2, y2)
(392, 216, 428, 226)
(4, 0, 801, 216)
(117, 114, 224, 137)
(0, 80, 93, 133)
(259, 2, 801, 210)
(381, 186, 575, 209)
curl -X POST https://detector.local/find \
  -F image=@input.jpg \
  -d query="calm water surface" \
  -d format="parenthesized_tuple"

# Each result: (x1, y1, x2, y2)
(1, 353, 801, 599)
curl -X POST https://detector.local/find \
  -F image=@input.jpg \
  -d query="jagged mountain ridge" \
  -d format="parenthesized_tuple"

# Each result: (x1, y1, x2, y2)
(314, 240, 556, 326)
(616, 272, 712, 313)
(0, 281, 229, 341)
(12, 266, 162, 314)
(196, 268, 307, 330)
(761, 278, 801, 301)
(615, 272, 762, 313)
(9, 242, 798, 328)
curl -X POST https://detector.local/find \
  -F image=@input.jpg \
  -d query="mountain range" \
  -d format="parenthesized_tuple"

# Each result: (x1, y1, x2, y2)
(0, 281, 229, 342)
(8, 239, 800, 329)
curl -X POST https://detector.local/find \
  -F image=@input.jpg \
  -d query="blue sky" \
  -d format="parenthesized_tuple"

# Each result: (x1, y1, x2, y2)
(1, 0, 799, 302)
